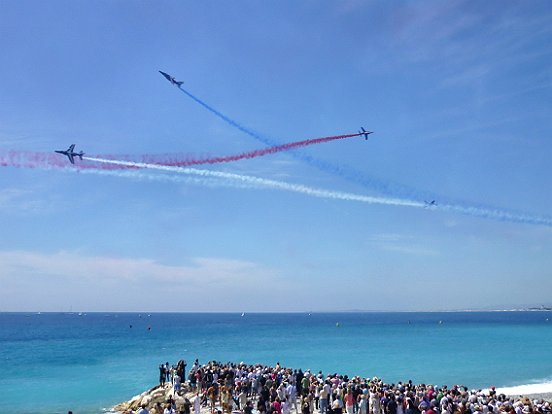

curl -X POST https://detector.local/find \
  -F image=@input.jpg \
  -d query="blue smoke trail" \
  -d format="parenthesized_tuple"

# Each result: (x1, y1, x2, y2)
(175, 86, 552, 227)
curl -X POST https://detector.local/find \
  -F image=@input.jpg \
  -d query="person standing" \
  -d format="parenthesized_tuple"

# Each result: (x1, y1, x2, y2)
(345, 389, 355, 414)
(138, 405, 151, 414)
(358, 391, 368, 414)
(319, 385, 329, 414)
(302, 397, 311, 414)
(160, 364, 167, 386)
(182, 398, 192, 414)
(286, 381, 298, 413)
(194, 394, 201, 414)
(385, 396, 397, 414)
(296, 370, 304, 398)
(165, 362, 171, 383)
(174, 373, 182, 394)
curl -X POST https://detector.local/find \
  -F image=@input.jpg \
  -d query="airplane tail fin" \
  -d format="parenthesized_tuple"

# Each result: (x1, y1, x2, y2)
(175, 81, 183, 87)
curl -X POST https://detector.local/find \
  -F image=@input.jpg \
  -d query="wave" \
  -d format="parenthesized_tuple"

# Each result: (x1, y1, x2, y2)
(495, 381, 552, 396)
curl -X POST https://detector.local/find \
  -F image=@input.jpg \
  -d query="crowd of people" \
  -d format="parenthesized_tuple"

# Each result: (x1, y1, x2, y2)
(126, 360, 552, 414)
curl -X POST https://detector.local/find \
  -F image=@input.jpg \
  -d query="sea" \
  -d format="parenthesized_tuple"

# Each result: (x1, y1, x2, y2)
(1, 312, 552, 414)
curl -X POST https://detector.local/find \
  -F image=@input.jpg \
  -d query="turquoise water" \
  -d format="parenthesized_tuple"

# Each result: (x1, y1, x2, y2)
(1, 312, 551, 414)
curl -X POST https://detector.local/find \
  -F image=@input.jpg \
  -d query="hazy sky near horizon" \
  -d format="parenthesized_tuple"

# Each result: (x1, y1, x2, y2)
(1, 1, 551, 312)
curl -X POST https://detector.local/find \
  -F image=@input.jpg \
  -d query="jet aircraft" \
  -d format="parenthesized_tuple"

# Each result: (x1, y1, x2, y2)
(424, 200, 437, 208)
(359, 127, 373, 140)
(159, 70, 183, 87)
(55, 144, 84, 164)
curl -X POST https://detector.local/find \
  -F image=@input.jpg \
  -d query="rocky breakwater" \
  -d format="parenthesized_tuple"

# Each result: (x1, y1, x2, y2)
(112, 383, 195, 413)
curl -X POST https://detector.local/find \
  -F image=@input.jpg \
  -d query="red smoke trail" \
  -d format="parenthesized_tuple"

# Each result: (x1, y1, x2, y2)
(0, 151, 135, 171)
(0, 131, 360, 170)
(140, 131, 362, 167)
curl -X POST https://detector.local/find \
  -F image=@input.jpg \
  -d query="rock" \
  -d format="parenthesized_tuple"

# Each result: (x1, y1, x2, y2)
(140, 394, 152, 407)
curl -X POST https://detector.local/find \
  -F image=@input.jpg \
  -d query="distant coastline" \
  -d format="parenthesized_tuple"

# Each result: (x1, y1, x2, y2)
(2, 307, 552, 314)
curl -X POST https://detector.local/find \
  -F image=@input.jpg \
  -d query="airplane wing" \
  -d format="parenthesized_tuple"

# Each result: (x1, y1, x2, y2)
(67, 153, 75, 164)
(68, 144, 75, 152)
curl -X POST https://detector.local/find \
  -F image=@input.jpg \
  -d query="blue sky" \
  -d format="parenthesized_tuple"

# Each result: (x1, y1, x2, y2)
(1, 1, 551, 312)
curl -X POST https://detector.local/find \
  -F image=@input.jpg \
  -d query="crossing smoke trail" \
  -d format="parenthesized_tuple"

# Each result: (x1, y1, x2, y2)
(177, 86, 433, 199)
(175, 86, 552, 226)
(84, 156, 552, 226)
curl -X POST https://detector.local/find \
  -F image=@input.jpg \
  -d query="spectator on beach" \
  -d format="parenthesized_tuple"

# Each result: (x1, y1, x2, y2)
(358, 390, 368, 414)
(385, 396, 398, 414)
(273, 398, 283, 414)
(178, 359, 187, 383)
(297, 370, 304, 397)
(164, 402, 176, 414)
(238, 388, 248, 409)
(138, 404, 150, 414)
(221, 385, 234, 413)
(160, 364, 167, 386)
(181, 398, 191, 414)
(332, 395, 344, 414)
(302, 376, 310, 398)
(320, 385, 329, 414)
(207, 384, 218, 413)
(303, 397, 312, 414)
(244, 400, 254, 414)
(152, 402, 164, 414)
(258, 398, 268, 414)
(282, 398, 292, 414)
(287, 382, 298, 412)
(164, 362, 171, 382)
(174, 373, 182, 394)
(346, 389, 355, 414)
(194, 394, 201, 414)
(370, 389, 381, 414)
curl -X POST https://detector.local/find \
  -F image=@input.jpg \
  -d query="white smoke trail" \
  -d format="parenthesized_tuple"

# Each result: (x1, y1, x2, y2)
(84, 156, 425, 208)
(71, 166, 265, 190)
(82, 157, 552, 226)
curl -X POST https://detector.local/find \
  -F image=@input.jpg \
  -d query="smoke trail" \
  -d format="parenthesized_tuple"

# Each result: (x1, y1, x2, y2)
(72, 166, 266, 190)
(3, 151, 551, 227)
(85, 156, 424, 208)
(177, 86, 418, 195)
(143, 131, 362, 167)
(437, 203, 552, 227)
(84, 156, 552, 227)
(3, 129, 359, 171)
(175, 86, 552, 225)
(0, 150, 134, 171)
(0, 151, 271, 190)
(178, 87, 269, 145)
